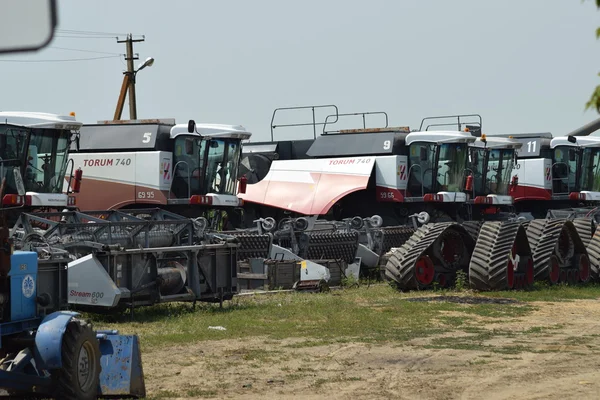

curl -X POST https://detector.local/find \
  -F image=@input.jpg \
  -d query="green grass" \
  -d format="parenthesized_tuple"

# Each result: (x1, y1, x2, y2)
(81, 282, 600, 354)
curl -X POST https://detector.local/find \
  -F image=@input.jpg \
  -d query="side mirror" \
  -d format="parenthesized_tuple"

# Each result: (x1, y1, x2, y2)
(187, 119, 196, 134)
(0, 0, 57, 55)
(75, 133, 80, 152)
(420, 147, 428, 161)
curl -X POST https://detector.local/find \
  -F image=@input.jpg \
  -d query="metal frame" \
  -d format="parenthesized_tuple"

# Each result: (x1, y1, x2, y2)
(270, 104, 339, 141)
(419, 114, 482, 132)
(322, 111, 389, 135)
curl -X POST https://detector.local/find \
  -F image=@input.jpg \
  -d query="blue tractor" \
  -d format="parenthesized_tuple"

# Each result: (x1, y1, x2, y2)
(0, 221, 145, 399)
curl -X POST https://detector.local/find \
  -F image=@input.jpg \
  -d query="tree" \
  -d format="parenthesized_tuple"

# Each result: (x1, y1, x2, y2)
(586, 0, 600, 112)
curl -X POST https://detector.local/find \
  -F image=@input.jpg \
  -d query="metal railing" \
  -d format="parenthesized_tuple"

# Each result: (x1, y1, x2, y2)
(322, 111, 389, 134)
(270, 104, 339, 141)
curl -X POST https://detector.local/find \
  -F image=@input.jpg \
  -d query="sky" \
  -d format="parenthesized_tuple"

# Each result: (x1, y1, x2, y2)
(1, 0, 600, 142)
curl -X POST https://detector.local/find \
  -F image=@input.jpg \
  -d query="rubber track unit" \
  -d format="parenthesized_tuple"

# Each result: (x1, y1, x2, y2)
(586, 225, 600, 280)
(527, 219, 586, 281)
(461, 221, 484, 242)
(468, 221, 532, 291)
(572, 218, 595, 247)
(384, 222, 475, 291)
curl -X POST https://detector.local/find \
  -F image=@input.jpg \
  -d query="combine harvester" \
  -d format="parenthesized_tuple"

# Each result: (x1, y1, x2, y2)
(65, 118, 354, 292)
(237, 104, 600, 291)
(0, 111, 145, 399)
(67, 118, 252, 230)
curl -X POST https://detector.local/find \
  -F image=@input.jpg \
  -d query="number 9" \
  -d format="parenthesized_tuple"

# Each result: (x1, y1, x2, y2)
(383, 140, 391, 150)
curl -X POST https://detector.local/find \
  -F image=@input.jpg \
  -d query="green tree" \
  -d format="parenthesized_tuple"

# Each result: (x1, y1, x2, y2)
(586, 0, 600, 112)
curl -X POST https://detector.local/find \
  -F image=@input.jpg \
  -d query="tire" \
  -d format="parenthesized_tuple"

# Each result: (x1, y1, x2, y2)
(54, 318, 101, 400)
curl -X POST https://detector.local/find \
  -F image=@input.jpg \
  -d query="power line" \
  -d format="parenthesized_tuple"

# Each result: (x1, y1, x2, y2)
(48, 46, 122, 56)
(56, 29, 129, 36)
(0, 55, 122, 63)
(54, 35, 118, 39)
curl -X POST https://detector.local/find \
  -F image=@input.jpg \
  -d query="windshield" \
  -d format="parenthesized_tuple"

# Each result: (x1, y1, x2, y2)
(552, 146, 580, 194)
(25, 128, 71, 193)
(437, 143, 468, 192)
(172, 136, 241, 197)
(582, 147, 600, 192)
(485, 149, 514, 196)
(0, 125, 28, 194)
(206, 139, 240, 195)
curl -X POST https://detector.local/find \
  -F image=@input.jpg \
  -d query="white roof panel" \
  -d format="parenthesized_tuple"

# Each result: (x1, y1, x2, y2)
(170, 123, 252, 140)
(0, 111, 82, 130)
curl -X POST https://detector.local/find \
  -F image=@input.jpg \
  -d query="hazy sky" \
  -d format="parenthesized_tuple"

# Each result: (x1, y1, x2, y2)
(1, 0, 600, 141)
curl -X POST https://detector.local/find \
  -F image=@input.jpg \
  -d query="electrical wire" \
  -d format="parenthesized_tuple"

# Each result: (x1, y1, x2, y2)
(0, 55, 122, 63)
(56, 29, 129, 36)
(48, 46, 122, 56)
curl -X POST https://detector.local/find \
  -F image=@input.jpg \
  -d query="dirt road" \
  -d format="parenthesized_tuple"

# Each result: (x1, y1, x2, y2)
(143, 298, 600, 399)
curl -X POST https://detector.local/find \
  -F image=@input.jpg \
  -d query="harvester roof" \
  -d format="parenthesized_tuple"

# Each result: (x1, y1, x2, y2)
(306, 128, 408, 158)
(0, 111, 82, 130)
(550, 136, 600, 148)
(405, 130, 477, 145)
(170, 123, 251, 140)
(470, 136, 523, 149)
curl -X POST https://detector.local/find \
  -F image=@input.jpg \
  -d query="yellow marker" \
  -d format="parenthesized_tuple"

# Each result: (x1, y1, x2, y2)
(300, 260, 307, 269)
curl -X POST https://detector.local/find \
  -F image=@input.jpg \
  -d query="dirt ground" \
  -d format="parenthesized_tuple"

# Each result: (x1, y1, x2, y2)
(144, 299, 600, 400)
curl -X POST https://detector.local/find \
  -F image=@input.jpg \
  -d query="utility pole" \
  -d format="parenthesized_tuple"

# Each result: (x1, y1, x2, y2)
(115, 33, 145, 120)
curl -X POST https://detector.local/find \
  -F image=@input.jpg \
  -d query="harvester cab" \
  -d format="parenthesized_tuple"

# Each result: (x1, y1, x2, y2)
(489, 132, 600, 217)
(0, 112, 82, 222)
(170, 120, 251, 207)
(549, 136, 600, 202)
(466, 135, 522, 209)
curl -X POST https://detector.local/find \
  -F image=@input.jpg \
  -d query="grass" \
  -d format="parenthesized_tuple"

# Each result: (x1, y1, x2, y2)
(80, 281, 600, 355)
(83, 284, 544, 352)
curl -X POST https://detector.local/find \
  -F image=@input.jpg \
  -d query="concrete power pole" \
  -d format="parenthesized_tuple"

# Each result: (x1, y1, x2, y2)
(116, 34, 145, 120)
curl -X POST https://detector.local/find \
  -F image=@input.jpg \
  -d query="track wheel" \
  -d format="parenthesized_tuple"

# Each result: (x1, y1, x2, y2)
(577, 254, 591, 283)
(525, 258, 534, 286)
(559, 269, 567, 283)
(507, 243, 517, 289)
(435, 273, 448, 288)
(438, 231, 466, 267)
(54, 318, 101, 400)
(549, 256, 560, 284)
(415, 255, 435, 286)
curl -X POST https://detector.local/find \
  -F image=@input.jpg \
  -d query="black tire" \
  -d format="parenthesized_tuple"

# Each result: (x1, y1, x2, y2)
(54, 318, 101, 400)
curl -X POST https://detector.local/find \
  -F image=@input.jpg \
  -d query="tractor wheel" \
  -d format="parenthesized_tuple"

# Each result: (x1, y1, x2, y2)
(54, 318, 101, 400)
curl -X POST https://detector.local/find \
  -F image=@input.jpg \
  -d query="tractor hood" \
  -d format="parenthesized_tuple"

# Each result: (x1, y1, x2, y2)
(239, 156, 376, 215)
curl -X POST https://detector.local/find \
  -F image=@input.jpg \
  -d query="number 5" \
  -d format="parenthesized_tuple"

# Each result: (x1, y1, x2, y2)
(383, 140, 391, 150)
(142, 132, 152, 143)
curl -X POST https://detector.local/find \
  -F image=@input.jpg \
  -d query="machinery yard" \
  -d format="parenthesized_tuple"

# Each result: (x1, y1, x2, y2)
(4, 2, 600, 399)
(95, 284, 600, 400)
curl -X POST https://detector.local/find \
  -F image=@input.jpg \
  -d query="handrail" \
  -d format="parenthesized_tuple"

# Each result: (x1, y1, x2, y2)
(419, 114, 482, 132)
(270, 104, 339, 141)
(322, 111, 389, 134)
